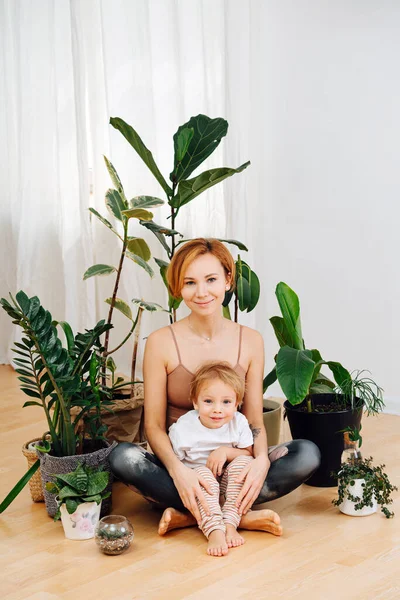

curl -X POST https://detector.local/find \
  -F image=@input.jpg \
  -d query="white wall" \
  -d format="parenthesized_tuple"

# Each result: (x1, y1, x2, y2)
(245, 1, 400, 412)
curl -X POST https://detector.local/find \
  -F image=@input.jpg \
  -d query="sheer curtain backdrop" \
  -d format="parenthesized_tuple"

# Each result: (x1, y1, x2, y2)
(1, 1, 399, 409)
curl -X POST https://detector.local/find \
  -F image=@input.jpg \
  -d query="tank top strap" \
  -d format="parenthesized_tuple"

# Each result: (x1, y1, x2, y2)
(169, 325, 182, 364)
(237, 325, 243, 364)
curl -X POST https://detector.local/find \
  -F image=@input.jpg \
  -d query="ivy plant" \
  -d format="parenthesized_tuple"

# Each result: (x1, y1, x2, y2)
(332, 457, 398, 519)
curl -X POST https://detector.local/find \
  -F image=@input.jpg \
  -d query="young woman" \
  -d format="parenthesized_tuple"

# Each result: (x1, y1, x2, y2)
(110, 239, 321, 536)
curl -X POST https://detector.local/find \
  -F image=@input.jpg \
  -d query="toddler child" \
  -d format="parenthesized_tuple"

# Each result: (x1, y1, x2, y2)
(168, 361, 254, 557)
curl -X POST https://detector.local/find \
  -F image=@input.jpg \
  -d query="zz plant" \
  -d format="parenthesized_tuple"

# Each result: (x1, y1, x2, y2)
(0, 291, 114, 513)
(332, 457, 397, 519)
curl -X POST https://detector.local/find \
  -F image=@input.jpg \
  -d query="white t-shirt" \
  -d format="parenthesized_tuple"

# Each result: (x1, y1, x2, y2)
(169, 410, 253, 469)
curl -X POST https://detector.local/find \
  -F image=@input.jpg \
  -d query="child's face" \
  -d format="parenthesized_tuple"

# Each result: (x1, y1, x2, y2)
(193, 379, 238, 429)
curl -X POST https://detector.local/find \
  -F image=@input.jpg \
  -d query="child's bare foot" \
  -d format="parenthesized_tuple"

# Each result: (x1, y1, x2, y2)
(207, 529, 229, 557)
(225, 524, 245, 548)
(158, 507, 196, 535)
(239, 509, 283, 536)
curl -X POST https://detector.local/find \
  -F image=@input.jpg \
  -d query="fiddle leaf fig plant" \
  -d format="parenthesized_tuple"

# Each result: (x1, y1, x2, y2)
(110, 113, 251, 321)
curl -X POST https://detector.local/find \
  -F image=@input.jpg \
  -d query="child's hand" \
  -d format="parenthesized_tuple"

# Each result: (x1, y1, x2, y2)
(206, 447, 228, 477)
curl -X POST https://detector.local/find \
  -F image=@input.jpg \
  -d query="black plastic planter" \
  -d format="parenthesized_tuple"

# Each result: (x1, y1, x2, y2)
(284, 394, 362, 487)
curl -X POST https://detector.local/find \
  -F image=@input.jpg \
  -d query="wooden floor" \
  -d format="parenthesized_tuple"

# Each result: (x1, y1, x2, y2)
(0, 364, 399, 600)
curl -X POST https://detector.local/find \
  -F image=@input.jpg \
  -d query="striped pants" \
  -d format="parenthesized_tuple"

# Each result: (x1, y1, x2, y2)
(194, 456, 253, 538)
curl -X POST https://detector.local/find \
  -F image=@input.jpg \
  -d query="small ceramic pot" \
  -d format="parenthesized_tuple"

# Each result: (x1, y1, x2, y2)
(60, 501, 102, 540)
(339, 478, 377, 517)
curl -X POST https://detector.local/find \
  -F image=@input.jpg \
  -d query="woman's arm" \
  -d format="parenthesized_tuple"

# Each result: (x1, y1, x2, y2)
(143, 330, 211, 521)
(235, 329, 271, 514)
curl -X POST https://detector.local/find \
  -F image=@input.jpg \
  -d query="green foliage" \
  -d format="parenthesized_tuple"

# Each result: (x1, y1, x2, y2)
(332, 457, 397, 518)
(45, 462, 111, 521)
(0, 292, 112, 457)
(110, 113, 251, 322)
(266, 283, 383, 413)
(341, 424, 363, 448)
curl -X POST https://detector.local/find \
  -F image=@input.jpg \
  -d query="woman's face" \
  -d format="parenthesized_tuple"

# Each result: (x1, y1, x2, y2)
(180, 253, 230, 316)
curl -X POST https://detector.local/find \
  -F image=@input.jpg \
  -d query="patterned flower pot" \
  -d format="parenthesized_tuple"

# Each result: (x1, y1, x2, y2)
(38, 441, 117, 518)
(60, 501, 102, 540)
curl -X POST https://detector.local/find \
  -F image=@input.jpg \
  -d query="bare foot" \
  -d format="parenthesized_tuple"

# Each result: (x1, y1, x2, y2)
(225, 524, 245, 548)
(207, 529, 229, 557)
(158, 507, 196, 536)
(239, 509, 283, 536)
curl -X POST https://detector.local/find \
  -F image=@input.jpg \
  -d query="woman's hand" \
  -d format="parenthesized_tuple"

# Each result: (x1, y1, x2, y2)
(206, 447, 228, 477)
(234, 454, 270, 515)
(171, 462, 212, 524)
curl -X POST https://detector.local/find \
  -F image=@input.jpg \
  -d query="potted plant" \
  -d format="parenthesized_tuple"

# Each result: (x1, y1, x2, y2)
(84, 155, 168, 445)
(0, 291, 117, 517)
(264, 282, 385, 487)
(45, 462, 110, 539)
(110, 113, 251, 322)
(333, 457, 397, 518)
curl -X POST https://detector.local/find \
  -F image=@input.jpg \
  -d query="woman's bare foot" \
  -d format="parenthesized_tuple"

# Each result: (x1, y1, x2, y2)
(207, 530, 229, 557)
(225, 524, 245, 548)
(158, 507, 196, 536)
(239, 509, 283, 536)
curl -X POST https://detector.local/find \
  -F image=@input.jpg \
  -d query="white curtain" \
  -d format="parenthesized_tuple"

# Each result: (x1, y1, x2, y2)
(2, 1, 399, 407)
(1, 0, 251, 377)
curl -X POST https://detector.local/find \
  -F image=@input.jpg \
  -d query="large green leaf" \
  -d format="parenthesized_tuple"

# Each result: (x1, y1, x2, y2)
(110, 117, 172, 196)
(325, 361, 352, 390)
(170, 115, 228, 183)
(83, 264, 117, 280)
(236, 275, 251, 312)
(217, 238, 248, 251)
(275, 282, 303, 350)
(103, 156, 127, 203)
(105, 189, 127, 221)
(126, 238, 151, 261)
(276, 346, 315, 405)
(171, 162, 250, 209)
(122, 208, 153, 221)
(263, 367, 277, 393)
(129, 196, 164, 209)
(0, 460, 40, 514)
(175, 127, 194, 162)
(131, 299, 169, 312)
(105, 298, 132, 320)
(126, 251, 154, 277)
(240, 262, 260, 313)
(270, 316, 293, 348)
(89, 208, 120, 237)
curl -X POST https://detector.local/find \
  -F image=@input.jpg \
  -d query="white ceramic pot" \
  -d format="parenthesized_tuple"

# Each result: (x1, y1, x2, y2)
(60, 501, 102, 540)
(339, 478, 377, 517)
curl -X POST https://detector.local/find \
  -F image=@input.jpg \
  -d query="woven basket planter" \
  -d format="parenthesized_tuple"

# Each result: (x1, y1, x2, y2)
(38, 441, 117, 518)
(22, 439, 44, 503)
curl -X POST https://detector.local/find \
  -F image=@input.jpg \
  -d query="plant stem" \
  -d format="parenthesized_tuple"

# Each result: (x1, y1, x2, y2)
(130, 307, 144, 398)
(102, 222, 128, 385)
(234, 293, 238, 323)
(306, 396, 312, 413)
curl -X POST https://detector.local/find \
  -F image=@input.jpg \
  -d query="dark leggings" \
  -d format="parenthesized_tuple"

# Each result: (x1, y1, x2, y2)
(109, 440, 321, 512)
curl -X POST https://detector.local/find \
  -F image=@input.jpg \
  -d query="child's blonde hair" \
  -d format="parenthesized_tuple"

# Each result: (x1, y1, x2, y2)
(189, 361, 245, 407)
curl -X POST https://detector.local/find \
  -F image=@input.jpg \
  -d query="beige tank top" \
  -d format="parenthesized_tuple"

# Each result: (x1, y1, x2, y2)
(166, 325, 246, 429)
